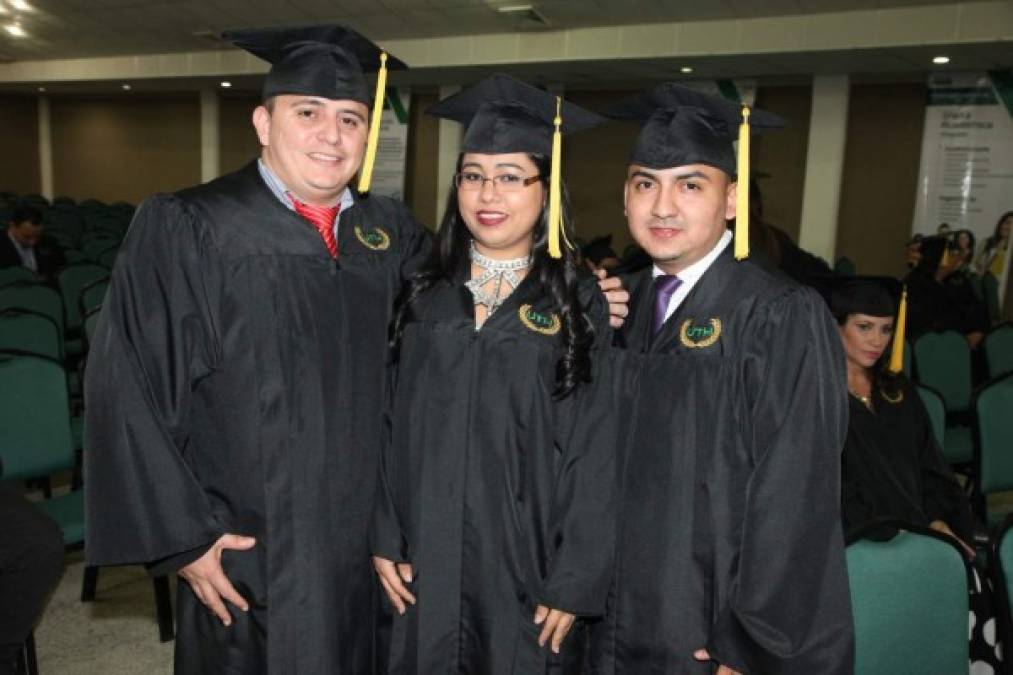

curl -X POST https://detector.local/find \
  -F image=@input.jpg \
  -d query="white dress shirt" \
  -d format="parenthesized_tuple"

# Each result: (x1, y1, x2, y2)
(7, 230, 38, 272)
(257, 158, 353, 240)
(651, 229, 732, 323)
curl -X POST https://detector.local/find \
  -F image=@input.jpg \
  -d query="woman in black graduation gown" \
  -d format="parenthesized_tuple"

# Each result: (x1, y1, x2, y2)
(371, 75, 620, 674)
(827, 277, 1001, 670)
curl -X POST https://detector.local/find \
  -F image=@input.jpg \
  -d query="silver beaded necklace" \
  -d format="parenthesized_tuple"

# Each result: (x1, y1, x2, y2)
(465, 241, 531, 318)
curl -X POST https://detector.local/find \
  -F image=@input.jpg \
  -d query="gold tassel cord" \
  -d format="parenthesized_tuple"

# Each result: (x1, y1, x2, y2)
(547, 96, 564, 259)
(888, 286, 908, 374)
(357, 51, 388, 194)
(734, 105, 750, 261)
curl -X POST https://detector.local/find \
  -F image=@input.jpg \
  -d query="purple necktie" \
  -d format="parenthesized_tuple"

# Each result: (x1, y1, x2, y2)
(652, 274, 683, 335)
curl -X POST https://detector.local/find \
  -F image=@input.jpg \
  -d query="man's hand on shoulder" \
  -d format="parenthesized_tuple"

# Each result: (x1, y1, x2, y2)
(596, 269, 629, 329)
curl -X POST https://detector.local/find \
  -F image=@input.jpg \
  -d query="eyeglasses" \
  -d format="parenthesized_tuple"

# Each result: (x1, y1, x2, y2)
(454, 172, 542, 193)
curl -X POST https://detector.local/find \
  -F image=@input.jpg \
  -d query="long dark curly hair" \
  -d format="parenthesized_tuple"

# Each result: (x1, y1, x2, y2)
(391, 152, 593, 398)
(830, 309, 905, 402)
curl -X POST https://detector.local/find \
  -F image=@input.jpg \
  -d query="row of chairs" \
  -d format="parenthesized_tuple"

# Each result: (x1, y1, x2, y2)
(0, 352, 174, 675)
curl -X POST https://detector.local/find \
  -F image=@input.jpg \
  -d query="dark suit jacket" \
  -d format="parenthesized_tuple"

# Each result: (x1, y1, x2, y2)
(0, 232, 63, 281)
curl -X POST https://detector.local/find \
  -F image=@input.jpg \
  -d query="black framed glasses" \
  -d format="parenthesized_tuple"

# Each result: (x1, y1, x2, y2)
(454, 172, 542, 193)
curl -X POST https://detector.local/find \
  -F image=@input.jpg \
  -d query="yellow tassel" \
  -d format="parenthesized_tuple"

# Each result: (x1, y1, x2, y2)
(547, 96, 564, 259)
(357, 52, 388, 194)
(888, 285, 908, 374)
(940, 244, 952, 269)
(734, 105, 750, 261)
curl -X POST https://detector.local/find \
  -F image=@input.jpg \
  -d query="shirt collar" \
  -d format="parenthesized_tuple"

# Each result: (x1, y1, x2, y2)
(652, 229, 732, 283)
(256, 158, 354, 213)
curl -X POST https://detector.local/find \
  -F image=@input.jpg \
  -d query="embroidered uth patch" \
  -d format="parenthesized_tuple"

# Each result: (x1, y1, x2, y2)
(679, 318, 722, 348)
(519, 304, 561, 336)
(354, 226, 391, 251)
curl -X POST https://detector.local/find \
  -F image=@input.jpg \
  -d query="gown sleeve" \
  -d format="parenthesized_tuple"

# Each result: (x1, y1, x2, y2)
(706, 286, 854, 674)
(370, 351, 408, 563)
(396, 205, 433, 281)
(84, 194, 224, 568)
(537, 289, 619, 617)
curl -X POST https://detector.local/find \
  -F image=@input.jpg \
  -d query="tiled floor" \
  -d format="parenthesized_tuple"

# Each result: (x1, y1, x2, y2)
(34, 551, 173, 675)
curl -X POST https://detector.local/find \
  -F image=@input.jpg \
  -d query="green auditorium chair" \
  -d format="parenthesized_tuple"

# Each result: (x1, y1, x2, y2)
(914, 331, 973, 415)
(80, 235, 121, 263)
(96, 246, 118, 269)
(79, 277, 109, 319)
(915, 383, 949, 453)
(0, 309, 63, 361)
(985, 323, 1013, 379)
(0, 353, 175, 643)
(83, 307, 103, 348)
(0, 282, 65, 341)
(993, 515, 1013, 658)
(846, 526, 968, 674)
(976, 373, 1013, 525)
(0, 265, 38, 287)
(56, 263, 108, 335)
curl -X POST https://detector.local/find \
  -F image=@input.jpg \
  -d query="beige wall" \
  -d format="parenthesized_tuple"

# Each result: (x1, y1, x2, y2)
(220, 93, 262, 175)
(50, 95, 201, 204)
(836, 82, 927, 277)
(0, 96, 41, 196)
(753, 85, 812, 242)
(404, 91, 440, 229)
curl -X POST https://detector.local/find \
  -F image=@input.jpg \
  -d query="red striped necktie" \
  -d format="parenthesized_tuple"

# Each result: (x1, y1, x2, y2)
(289, 194, 340, 258)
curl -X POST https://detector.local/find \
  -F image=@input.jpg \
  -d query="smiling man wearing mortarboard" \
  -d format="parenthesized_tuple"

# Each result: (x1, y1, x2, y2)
(83, 25, 432, 674)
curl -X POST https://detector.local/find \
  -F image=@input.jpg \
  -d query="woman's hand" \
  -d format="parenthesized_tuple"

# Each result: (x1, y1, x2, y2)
(372, 555, 416, 614)
(693, 649, 742, 675)
(534, 604, 576, 654)
(929, 520, 976, 560)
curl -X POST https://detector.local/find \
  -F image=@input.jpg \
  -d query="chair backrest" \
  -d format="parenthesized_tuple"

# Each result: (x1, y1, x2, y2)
(846, 530, 969, 674)
(57, 264, 108, 332)
(915, 384, 946, 449)
(913, 331, 972, 414)
(0, 282, 65, 337)
(977, 373, 1013, 495)
(0, 310, 63, 360)
(985, 323, 1013, 379)
(0, 266, 38, 286)
(79, 277, 109, 317)
(0, 354, 75, 480)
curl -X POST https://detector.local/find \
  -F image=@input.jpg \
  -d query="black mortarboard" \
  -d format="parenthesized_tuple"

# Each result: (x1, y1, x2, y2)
(223, 25, 406, 105)
(605, 83, 783, 175)
(427, 74, 605, 157)
(824, 276, 902, 319)
(428, 74, 604, 258)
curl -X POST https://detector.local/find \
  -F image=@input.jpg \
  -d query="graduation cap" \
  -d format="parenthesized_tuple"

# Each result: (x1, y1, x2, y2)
(822, 275, 908, 374)
(223, 24, 408, 194)
(606, 83, 784, 261)
(428, 74, 605, 258)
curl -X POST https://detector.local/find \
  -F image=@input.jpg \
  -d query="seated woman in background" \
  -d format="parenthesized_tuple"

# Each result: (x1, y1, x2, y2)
(827, 276, 1000, 671)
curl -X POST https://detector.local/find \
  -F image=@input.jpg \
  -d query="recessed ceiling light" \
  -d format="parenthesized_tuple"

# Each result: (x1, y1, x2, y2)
(37, 86, 45, 92)
(9, 0, 33, 10)
(680, 66, 694, 74)
(220, 81, 232, 88)
(4, 23, 26, 37)
(121, 84, 132, 91)
(497, 4, 532, 13)
(933, 55, 950, 65)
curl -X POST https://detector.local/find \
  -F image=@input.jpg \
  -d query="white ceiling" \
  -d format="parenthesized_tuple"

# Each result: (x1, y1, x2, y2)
(0, 0, 977, 61)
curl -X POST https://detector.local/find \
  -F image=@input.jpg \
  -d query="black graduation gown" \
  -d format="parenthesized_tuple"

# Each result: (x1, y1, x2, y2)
(84, 161, 431, 675)
(372, 274, 622, 674)
(904, 268, 989, 340)
(841, 381, 973, 541)
(589, 246, 854, 674)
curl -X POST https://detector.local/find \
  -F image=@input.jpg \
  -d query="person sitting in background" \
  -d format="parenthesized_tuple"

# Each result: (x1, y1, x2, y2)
(905, 236, 989, 349)
(827, 276, 1000, 671)
(0, 206, 62, 281)
(904, 234, 924, 270)
(955, 229, 977, 274)
(937, 222, 952, 237)
(976, 212, 1011, 281)
(0, 461, 65, 675)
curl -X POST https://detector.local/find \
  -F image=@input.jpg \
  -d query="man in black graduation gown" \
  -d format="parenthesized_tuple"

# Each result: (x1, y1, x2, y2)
(589, 84, 854, 674)
(84, 26, 429, 674)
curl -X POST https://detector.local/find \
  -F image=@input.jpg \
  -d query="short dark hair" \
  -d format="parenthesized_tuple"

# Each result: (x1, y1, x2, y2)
(11, 205, 43, 226)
